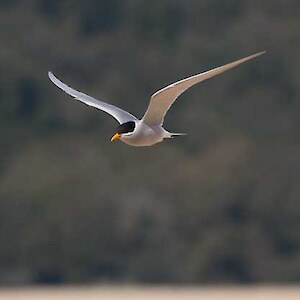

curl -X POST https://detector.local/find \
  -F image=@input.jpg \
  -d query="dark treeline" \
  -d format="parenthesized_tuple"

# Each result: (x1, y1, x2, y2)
(0, 0, 300, 284)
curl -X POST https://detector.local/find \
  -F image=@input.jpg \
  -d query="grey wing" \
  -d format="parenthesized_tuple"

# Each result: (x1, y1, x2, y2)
(48, 72, 137, 124)
(142, 51, 266, 125)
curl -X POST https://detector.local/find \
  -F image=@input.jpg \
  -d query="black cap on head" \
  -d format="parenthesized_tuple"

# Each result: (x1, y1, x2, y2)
(116, 121, 136, 134)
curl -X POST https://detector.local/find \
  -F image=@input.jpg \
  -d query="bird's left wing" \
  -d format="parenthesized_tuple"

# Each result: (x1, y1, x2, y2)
(48, 72, 137, 124)
(142, 51, 266, 125)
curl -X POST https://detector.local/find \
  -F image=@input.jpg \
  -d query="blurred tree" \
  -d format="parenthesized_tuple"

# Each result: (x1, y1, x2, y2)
(0, 0, 300, 284)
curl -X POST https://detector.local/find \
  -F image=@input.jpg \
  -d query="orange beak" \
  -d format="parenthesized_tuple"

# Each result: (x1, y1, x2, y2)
(110, 133, 121, 141)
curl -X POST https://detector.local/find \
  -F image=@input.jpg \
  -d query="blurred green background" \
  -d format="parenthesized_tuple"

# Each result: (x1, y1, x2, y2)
(0, 0, 300, 285)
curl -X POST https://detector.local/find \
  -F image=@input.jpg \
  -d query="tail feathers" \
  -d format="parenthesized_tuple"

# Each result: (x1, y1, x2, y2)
(170, 133, 187, 138)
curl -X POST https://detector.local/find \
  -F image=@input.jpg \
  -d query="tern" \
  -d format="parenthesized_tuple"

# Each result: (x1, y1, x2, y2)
(48, 51, 265, 147)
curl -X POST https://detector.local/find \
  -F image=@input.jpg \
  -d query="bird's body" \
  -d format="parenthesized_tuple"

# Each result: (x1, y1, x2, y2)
(48, 51, 265, 147)
(118, 121, 167, 146)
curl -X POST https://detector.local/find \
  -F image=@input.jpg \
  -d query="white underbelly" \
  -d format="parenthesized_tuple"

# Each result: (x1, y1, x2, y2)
(120, 123, 166, 147)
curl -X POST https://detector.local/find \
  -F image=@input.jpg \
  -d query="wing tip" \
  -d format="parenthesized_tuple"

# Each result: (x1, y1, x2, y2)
(252, 50, 267, 58)
(48, 71, 56, 82)
(48, 71, 63, 88)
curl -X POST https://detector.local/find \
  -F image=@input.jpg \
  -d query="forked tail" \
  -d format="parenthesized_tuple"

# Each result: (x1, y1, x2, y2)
(163, 129, 187, 139)
(169, 132, 187, 138)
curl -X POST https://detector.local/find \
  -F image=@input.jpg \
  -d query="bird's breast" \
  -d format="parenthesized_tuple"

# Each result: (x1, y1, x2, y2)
(120, 122, 165, 147)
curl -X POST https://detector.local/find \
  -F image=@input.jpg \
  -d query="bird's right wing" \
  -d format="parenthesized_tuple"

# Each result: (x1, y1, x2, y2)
(48, 72, 137, 124)
(142, 51, 266, 125)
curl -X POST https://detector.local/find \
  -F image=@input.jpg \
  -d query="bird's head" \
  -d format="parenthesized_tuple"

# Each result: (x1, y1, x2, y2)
(111, 121, 136, 141)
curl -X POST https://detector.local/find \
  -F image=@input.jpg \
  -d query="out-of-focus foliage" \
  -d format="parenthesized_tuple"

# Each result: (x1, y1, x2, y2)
(0, 0, 300, 284)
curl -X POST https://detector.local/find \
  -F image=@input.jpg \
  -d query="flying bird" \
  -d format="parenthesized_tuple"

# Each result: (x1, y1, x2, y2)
(48, 51, 265, 147)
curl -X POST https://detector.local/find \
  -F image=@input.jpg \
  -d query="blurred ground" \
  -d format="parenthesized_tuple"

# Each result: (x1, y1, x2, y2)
(0, 286, 300, 300)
